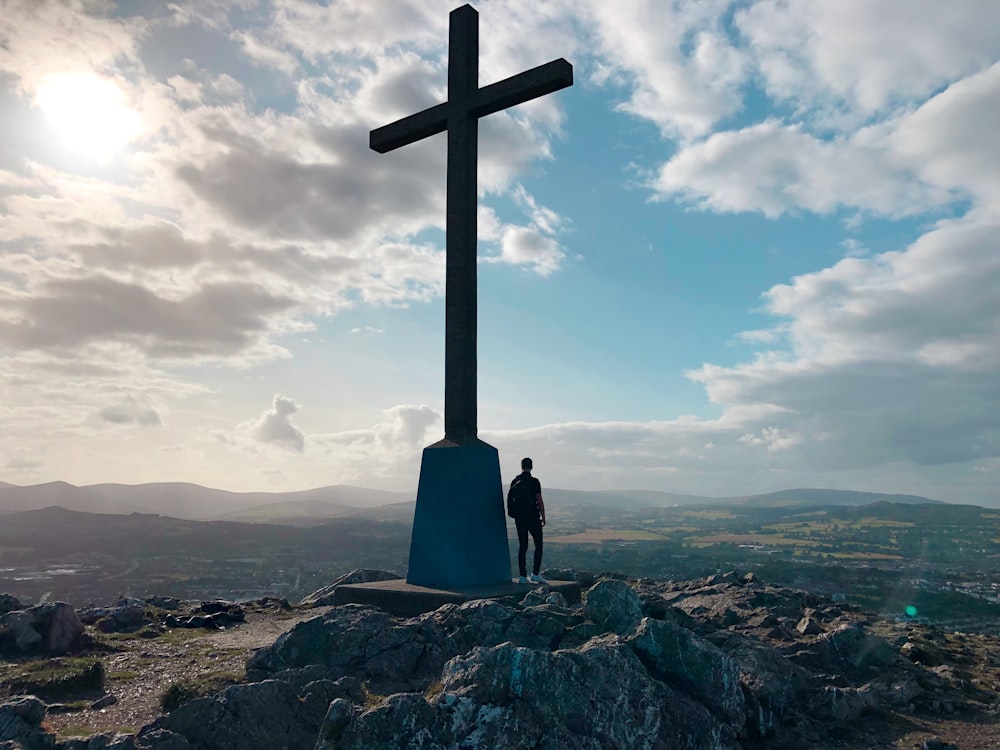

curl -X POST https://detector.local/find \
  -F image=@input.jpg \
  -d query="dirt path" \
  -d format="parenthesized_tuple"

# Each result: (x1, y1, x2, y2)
(45, 604, 332, 741)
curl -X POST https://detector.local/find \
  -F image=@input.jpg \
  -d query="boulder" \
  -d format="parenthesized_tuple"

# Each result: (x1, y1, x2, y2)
(0, 603, 87, 656)
(0, 696, 53, 750)
(246, 605, 446, 693)
(583, 579, 643, 635)
(796, 616, 823, 635)
(155, 678, 348, 750)
(95, 604, 149, 634)
(626, 617, 745, 730)
(298, 569, 401, 607)
(134, 728, 192, 749)
(901, 639, 946, 666)
(0, 595, 22, 616)
(336, 639, 737, 749)
(314, 698, 354, 750)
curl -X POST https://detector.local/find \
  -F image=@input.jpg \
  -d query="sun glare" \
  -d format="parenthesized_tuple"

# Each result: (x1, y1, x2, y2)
(34, 71, 142, 163)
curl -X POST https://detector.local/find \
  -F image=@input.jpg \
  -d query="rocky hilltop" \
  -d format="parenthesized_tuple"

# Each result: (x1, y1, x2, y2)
(2, 571, 999, 749)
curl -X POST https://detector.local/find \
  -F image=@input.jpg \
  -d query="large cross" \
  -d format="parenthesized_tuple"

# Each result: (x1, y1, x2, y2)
(370, 4, 572, 445)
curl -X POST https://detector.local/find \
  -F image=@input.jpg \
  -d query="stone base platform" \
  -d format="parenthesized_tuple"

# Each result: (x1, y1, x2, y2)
(333, 578, 582, 618)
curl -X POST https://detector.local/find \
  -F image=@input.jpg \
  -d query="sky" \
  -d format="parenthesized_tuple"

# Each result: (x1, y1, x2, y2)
(0, 0, 998, 505)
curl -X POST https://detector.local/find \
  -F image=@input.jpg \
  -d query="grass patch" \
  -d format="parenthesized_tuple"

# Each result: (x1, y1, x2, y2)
(423, 680, 443, 701)
(106, 669, 140, 681)
(361, 683, 387, 710)
(159, 671, 243, 712)
(96, 626, 202, 647)
(2, 657, 105, 700)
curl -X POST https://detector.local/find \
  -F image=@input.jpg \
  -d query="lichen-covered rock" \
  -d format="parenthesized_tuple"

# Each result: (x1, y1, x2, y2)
(299, 569, 401, 607)
(0, 696, 54, 750)
(336, 639, 737, 750)
(249, 597, 584, 694)
(583, 579, 643, 635)
(626, 617, 745, 730)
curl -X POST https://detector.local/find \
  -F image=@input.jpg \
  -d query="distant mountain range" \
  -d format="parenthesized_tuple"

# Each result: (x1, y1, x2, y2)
(0, 480, 949, 524)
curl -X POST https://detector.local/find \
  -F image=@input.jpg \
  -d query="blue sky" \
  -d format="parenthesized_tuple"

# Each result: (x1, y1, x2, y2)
(0, 0, 998, 505)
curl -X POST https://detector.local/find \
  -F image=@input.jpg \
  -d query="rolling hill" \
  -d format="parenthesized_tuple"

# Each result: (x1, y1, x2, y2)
(0, 480, 949, 524)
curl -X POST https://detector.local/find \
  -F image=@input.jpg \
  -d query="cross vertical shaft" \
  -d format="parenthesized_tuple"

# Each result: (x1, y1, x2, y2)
(370, 3, 572, 448)
(445, 5, 479, 443)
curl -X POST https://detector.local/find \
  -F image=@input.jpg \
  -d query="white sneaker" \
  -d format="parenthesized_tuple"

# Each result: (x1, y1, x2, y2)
(517, 576, 529, 584)
(529, 573, 546, 583)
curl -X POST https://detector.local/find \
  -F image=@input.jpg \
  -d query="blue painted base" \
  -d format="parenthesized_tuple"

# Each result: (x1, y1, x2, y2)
(406, 439, 511, 589)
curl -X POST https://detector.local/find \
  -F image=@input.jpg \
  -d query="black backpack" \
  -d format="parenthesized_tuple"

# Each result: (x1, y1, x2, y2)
(507, 475, 536, 518)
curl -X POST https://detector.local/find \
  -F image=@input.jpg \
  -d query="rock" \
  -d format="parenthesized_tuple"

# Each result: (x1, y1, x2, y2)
(796, 616, 823, 635)
(583, 579, 643, 635)
(808, 684, 877, 722)
(336, 639, 737, 749)
(0, 696, 53, 750)
(314, 698, 354, 750)
(922, 737, 958, 750)
(0, 595, 22, 616)
(626, 617, 745, 730)
(881, 677, 923, 707)
(95, 604, 149, 634)
(195, 601, 244, 627)
(543, 591, 567, 608)
(156, 679, 337, 750)
(249, 597, 582, 695)
(134, 728, 191, 749)
(144, 596, 183, 611)
(0, 603, 87, 656)
(299, 569, 401, 607)
(90, 695, 119, 710)
(784, 622, 899, 679)
(246, 605, 437, 691)
(901, 639, 945, 666)
(59, 733, 137, 749)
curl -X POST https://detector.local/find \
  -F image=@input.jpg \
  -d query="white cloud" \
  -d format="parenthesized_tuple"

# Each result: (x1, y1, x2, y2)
(499, 226, 565, 277)
(244, 394, 305, 452)
(585, 0, 746, 139)
(653, 120, 950, 218)
(736, 0, 1000, 122)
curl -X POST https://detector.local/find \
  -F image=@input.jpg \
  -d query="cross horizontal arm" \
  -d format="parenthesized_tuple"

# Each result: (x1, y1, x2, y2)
(370, 102, 450, 154)
(469, 59, 573, 119)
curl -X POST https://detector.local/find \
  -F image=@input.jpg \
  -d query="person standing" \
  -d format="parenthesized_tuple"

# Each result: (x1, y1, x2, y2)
(507, 456, 546, 584)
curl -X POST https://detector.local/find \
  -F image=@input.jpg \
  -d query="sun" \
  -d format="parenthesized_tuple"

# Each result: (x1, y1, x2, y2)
(34, 71, 142, 163)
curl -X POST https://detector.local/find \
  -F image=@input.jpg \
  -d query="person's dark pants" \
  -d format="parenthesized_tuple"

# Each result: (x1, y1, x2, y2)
(515, 516, 543, 577)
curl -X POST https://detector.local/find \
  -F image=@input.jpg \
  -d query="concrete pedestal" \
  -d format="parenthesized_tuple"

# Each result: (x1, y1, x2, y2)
(406, 439, 511, 588)
(334, 578, 582, 618)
